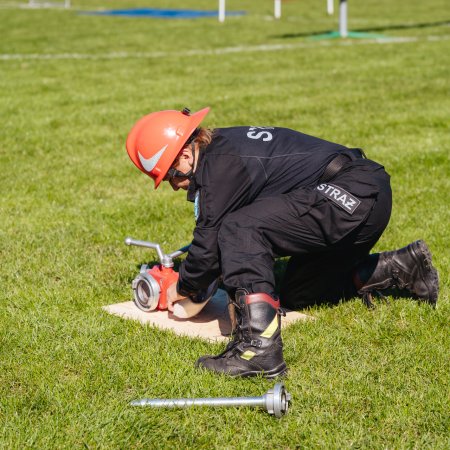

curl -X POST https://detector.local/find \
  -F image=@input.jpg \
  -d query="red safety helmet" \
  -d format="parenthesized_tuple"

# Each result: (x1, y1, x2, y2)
(126, 107, 210, 189)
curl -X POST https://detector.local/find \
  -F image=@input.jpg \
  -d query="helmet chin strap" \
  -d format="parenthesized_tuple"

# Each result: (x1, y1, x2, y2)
(165, 142, 197, 181)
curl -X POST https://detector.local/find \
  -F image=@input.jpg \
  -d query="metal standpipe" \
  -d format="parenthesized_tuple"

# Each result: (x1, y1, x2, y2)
(274, 0, 281, 19)
(327, 0, 334, 15)
(218, 0, 225, 22)
(339, 0, 348, 38)
(130, 383, 291, 418)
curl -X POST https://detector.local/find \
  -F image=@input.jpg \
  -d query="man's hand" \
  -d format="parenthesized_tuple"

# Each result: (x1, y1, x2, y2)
(166, 282, 190, 312)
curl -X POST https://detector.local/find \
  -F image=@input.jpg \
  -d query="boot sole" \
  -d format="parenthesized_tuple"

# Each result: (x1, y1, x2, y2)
(410, 240, 439, 306)
(230, 362, 288, 379)
(195, 357, 288, 379)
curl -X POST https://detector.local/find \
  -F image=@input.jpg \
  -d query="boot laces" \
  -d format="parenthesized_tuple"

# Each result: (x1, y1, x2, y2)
(391, 268, 409, 289)
(362, 289, 391, 309)
(221, 323, 262, 357)
(221, 295, 282, 356)
(362, 292, 375, 309)
(220, 301, 247, 356)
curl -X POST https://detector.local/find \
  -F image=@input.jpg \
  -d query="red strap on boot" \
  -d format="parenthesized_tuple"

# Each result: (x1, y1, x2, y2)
(244, 293, 280, 310)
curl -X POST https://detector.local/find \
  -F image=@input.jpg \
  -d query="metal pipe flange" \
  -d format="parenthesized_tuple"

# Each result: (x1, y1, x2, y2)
(131, 272, 160, 311)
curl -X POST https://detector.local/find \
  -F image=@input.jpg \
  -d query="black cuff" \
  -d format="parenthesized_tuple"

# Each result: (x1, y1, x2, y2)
(177, 279, 195, 298)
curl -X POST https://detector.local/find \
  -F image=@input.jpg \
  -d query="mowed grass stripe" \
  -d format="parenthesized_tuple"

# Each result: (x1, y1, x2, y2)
(1, 34, 449, 61)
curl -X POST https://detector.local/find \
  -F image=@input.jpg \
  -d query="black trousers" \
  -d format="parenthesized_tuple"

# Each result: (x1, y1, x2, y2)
(217, 160, 392, 309)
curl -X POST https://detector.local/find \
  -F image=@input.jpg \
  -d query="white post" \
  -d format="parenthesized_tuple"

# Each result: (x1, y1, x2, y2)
(219, 0, 225, 22)
(339, 0, 348, 37)
(274, 0, 281, 19)
(327, 0, 334, 15)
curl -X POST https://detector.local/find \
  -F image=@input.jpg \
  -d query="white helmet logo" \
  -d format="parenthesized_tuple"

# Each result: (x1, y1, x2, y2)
(138, 145, 168, 173)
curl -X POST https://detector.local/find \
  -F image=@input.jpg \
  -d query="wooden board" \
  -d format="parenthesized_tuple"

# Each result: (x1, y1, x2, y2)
(103, 289, 312, 342)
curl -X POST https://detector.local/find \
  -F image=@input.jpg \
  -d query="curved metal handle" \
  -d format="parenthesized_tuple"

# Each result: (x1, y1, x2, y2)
(168, 244, 191, 259)
(124, 237, 164, 261)
(124, 238, 190, 267)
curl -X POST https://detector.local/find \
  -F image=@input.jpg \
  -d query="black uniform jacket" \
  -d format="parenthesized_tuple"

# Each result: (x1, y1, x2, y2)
(177, 126, 370, 296)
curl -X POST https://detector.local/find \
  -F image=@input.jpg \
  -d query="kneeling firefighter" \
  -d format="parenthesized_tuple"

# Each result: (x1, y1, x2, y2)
(126, 107, 439, 378)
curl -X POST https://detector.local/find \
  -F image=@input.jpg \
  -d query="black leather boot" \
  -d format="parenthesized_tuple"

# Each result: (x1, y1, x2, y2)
(195, 291, 287, 378)
(354, 240, 439, 307)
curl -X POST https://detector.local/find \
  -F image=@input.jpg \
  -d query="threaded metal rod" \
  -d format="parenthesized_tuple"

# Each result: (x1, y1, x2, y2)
(131, 396, 265, 408)
(130, 383, 291, 418)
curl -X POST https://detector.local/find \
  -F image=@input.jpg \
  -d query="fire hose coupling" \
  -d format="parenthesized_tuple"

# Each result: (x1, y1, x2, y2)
(125, 236, 219, 317)
(124, 237, 190, 311)
(130, 383, 291, 418)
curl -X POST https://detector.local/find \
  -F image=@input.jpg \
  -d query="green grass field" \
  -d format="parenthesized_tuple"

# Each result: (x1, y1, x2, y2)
(1, 0, 449, 448)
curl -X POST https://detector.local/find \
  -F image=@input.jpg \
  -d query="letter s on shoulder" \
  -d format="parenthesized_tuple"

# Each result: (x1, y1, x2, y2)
(246, 127, 273, 142)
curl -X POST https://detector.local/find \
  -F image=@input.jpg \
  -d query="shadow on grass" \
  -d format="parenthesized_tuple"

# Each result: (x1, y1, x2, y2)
(276, 19, 450, 39)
